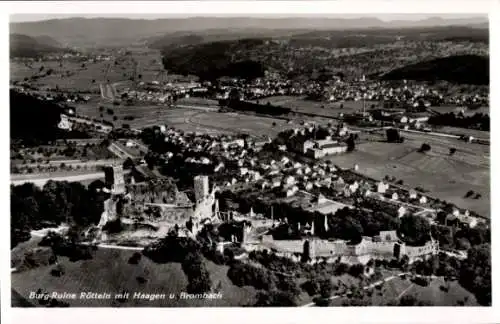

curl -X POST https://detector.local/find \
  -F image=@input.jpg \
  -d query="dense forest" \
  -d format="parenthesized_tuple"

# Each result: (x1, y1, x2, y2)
(10, 90, 64, 146)
(10, 90, 90, 146)
(161, 39, 269, 81)
(290, 25, 488, 47)
(11, 180, 107, 248)
(380, 55, 489, 85)
(427, 112, 489, 131)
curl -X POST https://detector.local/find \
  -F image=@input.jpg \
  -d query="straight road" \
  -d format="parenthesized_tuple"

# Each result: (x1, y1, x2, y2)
(11, 172, 105, 187)
(175, 104, 219, 112)
(18, 159, 120, 169)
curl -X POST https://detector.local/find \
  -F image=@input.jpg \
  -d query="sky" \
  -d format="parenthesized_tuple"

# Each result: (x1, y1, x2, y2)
(10, 13, 487, 23)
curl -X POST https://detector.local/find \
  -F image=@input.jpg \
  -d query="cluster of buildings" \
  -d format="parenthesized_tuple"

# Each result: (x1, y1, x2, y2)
(215, 78, 310, 101)
(90, 118, 486, 266)
(307, 79, 488, 109)
(120, 81, 209, 104)
(157, 124, 483, 231)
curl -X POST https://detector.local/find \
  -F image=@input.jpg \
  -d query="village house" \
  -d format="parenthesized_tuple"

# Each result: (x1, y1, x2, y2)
(284, 175, 296, 187)
(377, 181, 389, 194)
(256, 179, 269, 190)
(271, 177, 282, 188)
(457, 210, 478, 228)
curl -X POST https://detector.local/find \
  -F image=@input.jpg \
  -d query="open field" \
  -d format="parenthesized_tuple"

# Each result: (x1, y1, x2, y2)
(251, 96, 378, 119)
(433, 126, 490, 140)
(184, 111, 294, 136)
(326, 132, 490, 217)
(75, 98, 298, 137)
(11, 49, 165, 91)
(11, 248, 257, 307)
(10, 49, 198, 93)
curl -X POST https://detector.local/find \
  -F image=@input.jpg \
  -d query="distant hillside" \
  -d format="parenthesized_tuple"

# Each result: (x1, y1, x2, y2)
(33, 35, 62, 48)
(161, 39, 270, 81)
(148, 34, 205, 49)
(379, 55, 489, 85)
(10, 34, 62, 58)
(10, 16, 488, 48)
(289, 26, 488, 48)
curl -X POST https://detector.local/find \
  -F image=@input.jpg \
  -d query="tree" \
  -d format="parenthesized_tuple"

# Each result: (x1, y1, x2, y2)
(348, 264, 365, 278)
(465, 190, 475, 198)
(301, 279, 321, 296)
(254, 290, 297, 307)
(419, 143, 431, 153)
(399, 215, 431, 246)
(449, 148, 457, 155)
(301, 240, 311, 263)
(400, 255, 410, 271)
(319, 279, 333, 298)
(346, 134, 356, 152)
(459, 243, 491, 306)
(399, 295, 432, 306)
(123, 157, 134, 170)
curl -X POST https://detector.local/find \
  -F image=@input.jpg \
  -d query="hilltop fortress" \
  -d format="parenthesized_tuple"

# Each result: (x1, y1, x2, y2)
(92, 169, 438, 265)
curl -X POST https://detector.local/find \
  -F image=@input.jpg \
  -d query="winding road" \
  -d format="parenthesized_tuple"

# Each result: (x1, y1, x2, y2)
(301, 272, 410, 307)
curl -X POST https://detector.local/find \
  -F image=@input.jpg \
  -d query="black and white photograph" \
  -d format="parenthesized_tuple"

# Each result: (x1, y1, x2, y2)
(6, 2, 494, 315)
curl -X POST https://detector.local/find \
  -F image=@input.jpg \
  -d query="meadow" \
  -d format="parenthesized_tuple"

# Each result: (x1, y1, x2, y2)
(330, 276, 477, 306)
(326, 132, 490, 217)
(11, 247, 257, 307)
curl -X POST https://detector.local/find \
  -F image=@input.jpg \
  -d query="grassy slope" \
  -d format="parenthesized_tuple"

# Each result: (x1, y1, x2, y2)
(331, 276, 478, 306)
(12, 248, 257, 307)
